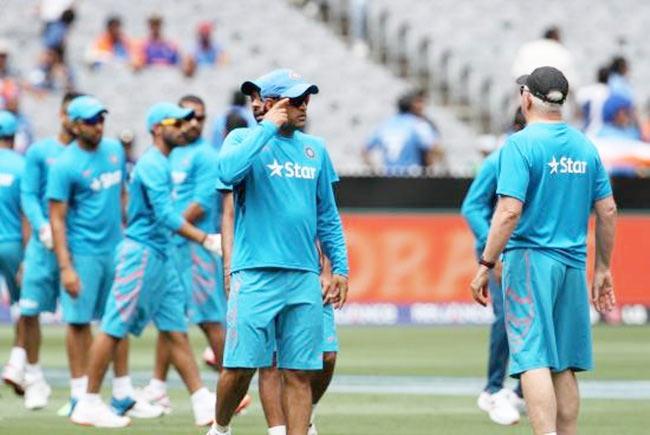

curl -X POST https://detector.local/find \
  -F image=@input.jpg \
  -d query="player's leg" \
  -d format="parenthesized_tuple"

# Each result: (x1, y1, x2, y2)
(276, 270, 324, 435)
(552, 370, 579, 435)
(259, 364, 287, 432)
(521, 368, 557, 434)
(214, 269, 280, 433)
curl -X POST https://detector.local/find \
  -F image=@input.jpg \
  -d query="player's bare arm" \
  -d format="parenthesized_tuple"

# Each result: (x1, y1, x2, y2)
(593, 195, 617, 313)
(49, 200, 80, 297)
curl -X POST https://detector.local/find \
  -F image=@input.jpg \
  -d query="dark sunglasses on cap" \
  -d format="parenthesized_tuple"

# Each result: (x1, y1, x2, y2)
(191, 113, 206, 122)
(289, 94, 310, 107)
(82, 113, 106, 126)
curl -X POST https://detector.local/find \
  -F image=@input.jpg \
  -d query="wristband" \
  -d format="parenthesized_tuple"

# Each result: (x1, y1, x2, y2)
(479, 257, 495, 269)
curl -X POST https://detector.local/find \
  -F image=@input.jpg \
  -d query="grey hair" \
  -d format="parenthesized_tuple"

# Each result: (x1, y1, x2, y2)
(530, 94, 563, 114)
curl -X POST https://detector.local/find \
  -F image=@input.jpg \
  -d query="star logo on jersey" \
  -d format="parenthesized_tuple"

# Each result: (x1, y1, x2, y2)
(267, 159, 284, 177)
(548, 156, 587, 175)
(548, 156, 559, 174)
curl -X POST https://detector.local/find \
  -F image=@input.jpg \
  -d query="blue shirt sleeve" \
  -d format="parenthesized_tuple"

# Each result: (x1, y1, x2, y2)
(21, 146, 47, 230)
(140, 158, 185, 232)
(218, 121, 278, 186)
(191, 148, 219, 211)
(461, 155, 497, 252)
(46, 158, 73, 203)
(316, 149, 349, 276)
(211, 116, 226, 151)
(593, 154, 613, 202)
(496, 139, 529, 203)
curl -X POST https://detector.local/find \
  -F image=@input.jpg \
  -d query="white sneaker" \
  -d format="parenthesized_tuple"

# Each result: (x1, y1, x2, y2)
(137, 385, 173, 414)
(206, 423, 231, 435)
(505, 389, 527, 415)
(2, 363, 25, 395)
(70, 398, 131, 428)
(24, 378, 51, 410)
(488, 389, 520, 425)
(193, 392, 216, 426)
(308, 422, 318, 435)
(477, 391, 492, 413)
(111, 395, 165, 419)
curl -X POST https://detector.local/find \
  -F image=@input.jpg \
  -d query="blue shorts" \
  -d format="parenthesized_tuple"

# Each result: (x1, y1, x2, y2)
(0, 241, 23, 304)
(101, 240, 186, 338)
(174, 242, 227, 325)
(322, 303, 339, 353)
(20, 238, 59, 315)
(61, 252, 114, 324)
(503, 249, 592, 378)
(224, 268, 323, 371)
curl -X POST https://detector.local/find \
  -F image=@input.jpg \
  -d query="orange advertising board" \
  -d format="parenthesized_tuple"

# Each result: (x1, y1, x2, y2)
(341, 213, 650, 305)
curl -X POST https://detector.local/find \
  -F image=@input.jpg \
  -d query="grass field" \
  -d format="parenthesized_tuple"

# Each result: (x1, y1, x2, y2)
(0, 325, 649, 434)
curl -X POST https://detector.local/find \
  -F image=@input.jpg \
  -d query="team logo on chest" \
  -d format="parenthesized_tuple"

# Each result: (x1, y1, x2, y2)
(266, 159, 316, 179)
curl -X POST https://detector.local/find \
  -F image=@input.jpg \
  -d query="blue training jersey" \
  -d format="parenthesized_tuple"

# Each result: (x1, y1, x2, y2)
(497, 122, 613, 269)
(20, 138, 65, 234)
(46, 138, 125, 255)
(0, 149, 25, 242)
(124, 146, 186, 256)
(218, 121, 348, 276)
(461, 150, 499, 258)
(170, 138, 220, 240)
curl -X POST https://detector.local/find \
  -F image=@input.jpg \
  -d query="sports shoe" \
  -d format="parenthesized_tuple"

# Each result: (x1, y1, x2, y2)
(57, 397, 78, 417)
(111, 395, 164, 419)
(206, 423, 232, 435)
(137, 384, 173, 414)
(235, 393, 252, 416)
(308, 423, 318, 435)
(203, 346, 219, 370)
(505, 389, 527, 415)
(488, 389, 520, 425)
(477, 390, 492, 413)
(193, 391, 216, 426)
(71, 397, 131, 428)
(2, 362, 25, 395)
(24, 378, 51, 410)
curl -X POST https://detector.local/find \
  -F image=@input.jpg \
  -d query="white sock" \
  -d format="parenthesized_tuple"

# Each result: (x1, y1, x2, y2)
(190, 387, 211, 407)
(24, 364, 44, 382)
(210, 423, 230, 435)
(268, 425, 287, 435)
(70, 376, 88, 399)
(310, 404, 317, 424)
(8, 346, 26, 368)
(148, 378, 167, 394)
(84, 392, 102, 405)
(112, 375, 135, 400)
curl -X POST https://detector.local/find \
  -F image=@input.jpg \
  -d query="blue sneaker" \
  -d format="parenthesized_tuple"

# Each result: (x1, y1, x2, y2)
(110, 396, 136, 416)
(111, 395, 164, 419)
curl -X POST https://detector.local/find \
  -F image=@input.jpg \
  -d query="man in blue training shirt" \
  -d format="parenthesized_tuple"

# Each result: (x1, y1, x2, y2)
(141, 94, 235, 414)
(6, 92, 81, 411)
(46, 96, 148, 418)
(71, 102, 222, 428)
(470, 67, 617, 435)
(208, 70, 349, 435)
(0, 110, 27, 399)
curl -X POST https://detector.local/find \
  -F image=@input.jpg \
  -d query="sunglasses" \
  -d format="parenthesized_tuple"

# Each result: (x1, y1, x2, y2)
(191, 114, 206, 122)
(289, 94, 310, 107)
(82, 113, 106, 126)
(160, 118, 183, 128)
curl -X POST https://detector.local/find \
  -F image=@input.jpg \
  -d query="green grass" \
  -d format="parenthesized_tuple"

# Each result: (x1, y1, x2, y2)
(0, 325, 648, 434)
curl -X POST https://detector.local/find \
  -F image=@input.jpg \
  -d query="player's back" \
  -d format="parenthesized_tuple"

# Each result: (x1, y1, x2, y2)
(0, 148, 25, 241)
(498, 122, 611, 267)
(21, 138, 65, 220)
(124, 147, 176, 256)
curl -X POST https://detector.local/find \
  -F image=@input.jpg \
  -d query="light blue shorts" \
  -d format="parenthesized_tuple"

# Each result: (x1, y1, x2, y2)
(503, 249, 593, 378)
(60, 252, 114, 324)
(322, 303, 339, 353)
(20, 238, 60, 315)
(224, 268, 323, 371)
(174, 242, 227, 325)
(0, 240, 23, 304)
(101, 240, 186, 338)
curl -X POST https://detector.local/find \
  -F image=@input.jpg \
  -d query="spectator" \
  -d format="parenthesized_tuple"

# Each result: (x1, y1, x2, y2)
(576, 66, 610, 135)
(3, 96, 34, 154)
(40, 0, 75, 54)
(597, 94, 641, 141)
(363, 90, 442, 174)
(210, 90, 256, 150)
(134, 14, 181, 69)
(27, 47, 75, 92)
(608, 56, 634, 102)
(0, 40, 21, 110)
(182, 21, 227, 77)
(86, 15, 135, 68)
(511, 26, 577, 87)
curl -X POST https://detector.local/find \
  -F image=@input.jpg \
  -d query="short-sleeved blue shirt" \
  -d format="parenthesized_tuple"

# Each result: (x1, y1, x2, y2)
(0, 149, 25, 242)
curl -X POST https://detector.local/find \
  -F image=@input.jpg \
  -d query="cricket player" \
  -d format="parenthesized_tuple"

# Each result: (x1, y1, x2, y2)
(208, 70, 349, 435)
(0, 110, 27, 400)
(470, 66, 617, 435)
(70, 102, 222, 428)
(8, 92, 82, 410)
(47, 96, 151, 418)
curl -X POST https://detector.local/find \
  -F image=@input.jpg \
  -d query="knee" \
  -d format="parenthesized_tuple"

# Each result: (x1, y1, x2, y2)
(222, 368, 255, 383)
(556, 399, 579, 425)
(21, 315, 38, 326)
(162, 331, 188, 344)
(282, 369, 312, 385)
(322, 352, 337, 370)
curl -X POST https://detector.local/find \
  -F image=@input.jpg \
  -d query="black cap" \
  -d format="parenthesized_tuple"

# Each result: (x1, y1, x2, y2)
(516, 66, 569, 104)
(240, 81, 260, 96)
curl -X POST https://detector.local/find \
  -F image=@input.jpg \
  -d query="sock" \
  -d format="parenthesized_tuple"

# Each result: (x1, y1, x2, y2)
(112, 375, 135, 400)
(84, 392, 102, 405)
(310, 403, 317, 424)
(190, 387, 211, 407)
(24, 364, 44, 382)
(216, 423, 231, 434)
(8, 347, 26, 368)
(148, 378, 167, 394)
(268, 425, 287, 435)
(70, 376, 88, 400)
